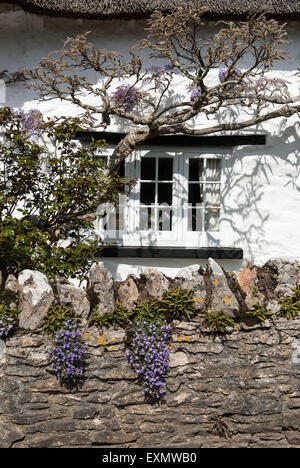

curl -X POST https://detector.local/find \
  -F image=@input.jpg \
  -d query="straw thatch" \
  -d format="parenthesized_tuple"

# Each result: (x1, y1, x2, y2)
(1, 0, 299, 19)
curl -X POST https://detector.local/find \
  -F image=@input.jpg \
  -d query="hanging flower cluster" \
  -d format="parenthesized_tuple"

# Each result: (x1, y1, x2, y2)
(0, 315, 15, 338)
(112, 84, 138, 112)
(126, 319, 172, 400)
(0, 305, 18, 339)
(218, 64, 242, 83)
(48, 319, 88, 384)
(190, 86, 201, 102)
(11, 108, 44, 140)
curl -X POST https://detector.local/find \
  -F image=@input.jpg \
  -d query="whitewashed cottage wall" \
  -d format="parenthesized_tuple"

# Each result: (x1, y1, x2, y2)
(0, 8, 299, 280)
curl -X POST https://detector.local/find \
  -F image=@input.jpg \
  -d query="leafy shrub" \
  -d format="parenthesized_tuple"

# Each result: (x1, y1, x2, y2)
(125, 319, 171, 400)
(0, 107, 130, 280)
(91, 303, 134, 330)
(246, 302, 273, 322)
(0, 303, 19, 338)
(133, 297, 166, 323)
(205, 310, 235, 335)
(48, 319, 88, 385)
(42, 305, 76, 336)
(276, 283, 300, 320)
(160, 287, 196, 321)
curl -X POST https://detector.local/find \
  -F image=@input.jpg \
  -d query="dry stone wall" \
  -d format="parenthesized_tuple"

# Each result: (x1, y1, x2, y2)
(0, 258, 300, 448)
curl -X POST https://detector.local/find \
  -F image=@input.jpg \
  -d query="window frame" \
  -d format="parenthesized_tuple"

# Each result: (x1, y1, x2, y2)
(95, 146, 230, 247)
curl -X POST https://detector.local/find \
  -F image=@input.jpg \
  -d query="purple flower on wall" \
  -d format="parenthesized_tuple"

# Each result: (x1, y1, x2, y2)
(112, 84, 138, 112)
(0, 316, 15, 338)
(48, 319, 88, 385)
(126, 319, 172, 400)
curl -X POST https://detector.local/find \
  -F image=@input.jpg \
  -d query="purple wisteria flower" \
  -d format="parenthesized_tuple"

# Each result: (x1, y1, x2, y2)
(190, 86, 201, 102)
(48, 319, 88, 384)
(112, 84, 138, 112)
(219, 65, 242, 83)
(126, 319, 172, 400)
(12, 108, 44, 140)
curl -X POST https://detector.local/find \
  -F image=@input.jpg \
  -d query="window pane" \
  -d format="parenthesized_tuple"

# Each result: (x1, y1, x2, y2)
(141, 158, 155, 180)
(205, 183, 221, 208)
(158, 183, 172, 205)
(158, 208, 172, 231)
(188, 183, 203, 205)
(206, 159, 221, 181)
(158, 158, 173, 181)
(189, 159, 204, 181)
(205, 209, 220, 231)
(140, 182, 155, 205)
(188, 206, 203, 232)
(139, 207, 154, 230)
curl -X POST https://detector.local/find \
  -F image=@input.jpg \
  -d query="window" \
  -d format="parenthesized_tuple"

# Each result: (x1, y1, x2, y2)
(95, 148, 226, 246)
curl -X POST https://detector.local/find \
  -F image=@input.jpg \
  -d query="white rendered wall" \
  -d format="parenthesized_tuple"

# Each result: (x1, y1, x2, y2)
(0, 9, 299, 280)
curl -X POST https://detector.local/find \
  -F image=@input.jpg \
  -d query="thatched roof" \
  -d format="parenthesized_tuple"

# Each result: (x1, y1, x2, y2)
(1, 0, 300, 20)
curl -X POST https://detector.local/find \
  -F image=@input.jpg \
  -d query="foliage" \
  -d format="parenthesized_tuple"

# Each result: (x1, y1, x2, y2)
(48, 318, 88, 385)
(160, 286, 196, 321)
(0, 303, 19, 338)
(0, 107, 130, 280)
(246, 302, 273, 322)
(91, 303, 134, 330)
(27, 7, 300, 174)
(205, 309, 235, 335)
(42, 305, 76, 337)
(276, 285, 300, 320)
(125, 319, 171, 401)
(133, 297, 166, 323)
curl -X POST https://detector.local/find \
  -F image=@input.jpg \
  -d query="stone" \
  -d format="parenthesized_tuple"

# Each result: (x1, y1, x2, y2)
(115, 275, 139, 311)
(0, 420, 25, 448)
(87, 263, 115, 315)
(169, 351, 190, 368)
(141, 268, 170, 299)
(18, 270, 55, 330)
(4, 274, 19, 295)
(207, 258, 240, 318)
(0, 339, 5, 364)
(264, 257, 298, 298)
(56, 277, 90, 325)
(237, 265, 265, 309)
(175, 265, 206, 311)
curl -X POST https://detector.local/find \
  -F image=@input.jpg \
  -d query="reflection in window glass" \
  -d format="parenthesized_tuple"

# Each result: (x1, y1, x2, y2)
(188, 158, 221, 232)
(158, 208, 172, 231)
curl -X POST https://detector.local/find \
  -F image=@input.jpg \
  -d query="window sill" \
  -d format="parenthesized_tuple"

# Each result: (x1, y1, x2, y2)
(96, 246, 243, 259)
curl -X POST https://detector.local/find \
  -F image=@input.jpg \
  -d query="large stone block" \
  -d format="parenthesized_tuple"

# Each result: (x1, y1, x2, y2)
(56, 277, 90, 325)
(175, 264, 207, 310)
(87, 263, 115, 315)
(18, 270, 55, 330)
(207, 258, 240, 318)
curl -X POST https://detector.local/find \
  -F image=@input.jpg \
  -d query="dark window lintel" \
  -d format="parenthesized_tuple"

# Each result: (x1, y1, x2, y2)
(76, 132, 265, 147)
(97, 246, 243, 259)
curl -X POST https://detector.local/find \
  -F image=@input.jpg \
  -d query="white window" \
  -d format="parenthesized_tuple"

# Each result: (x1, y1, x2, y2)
(95, 147, 228, 247)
